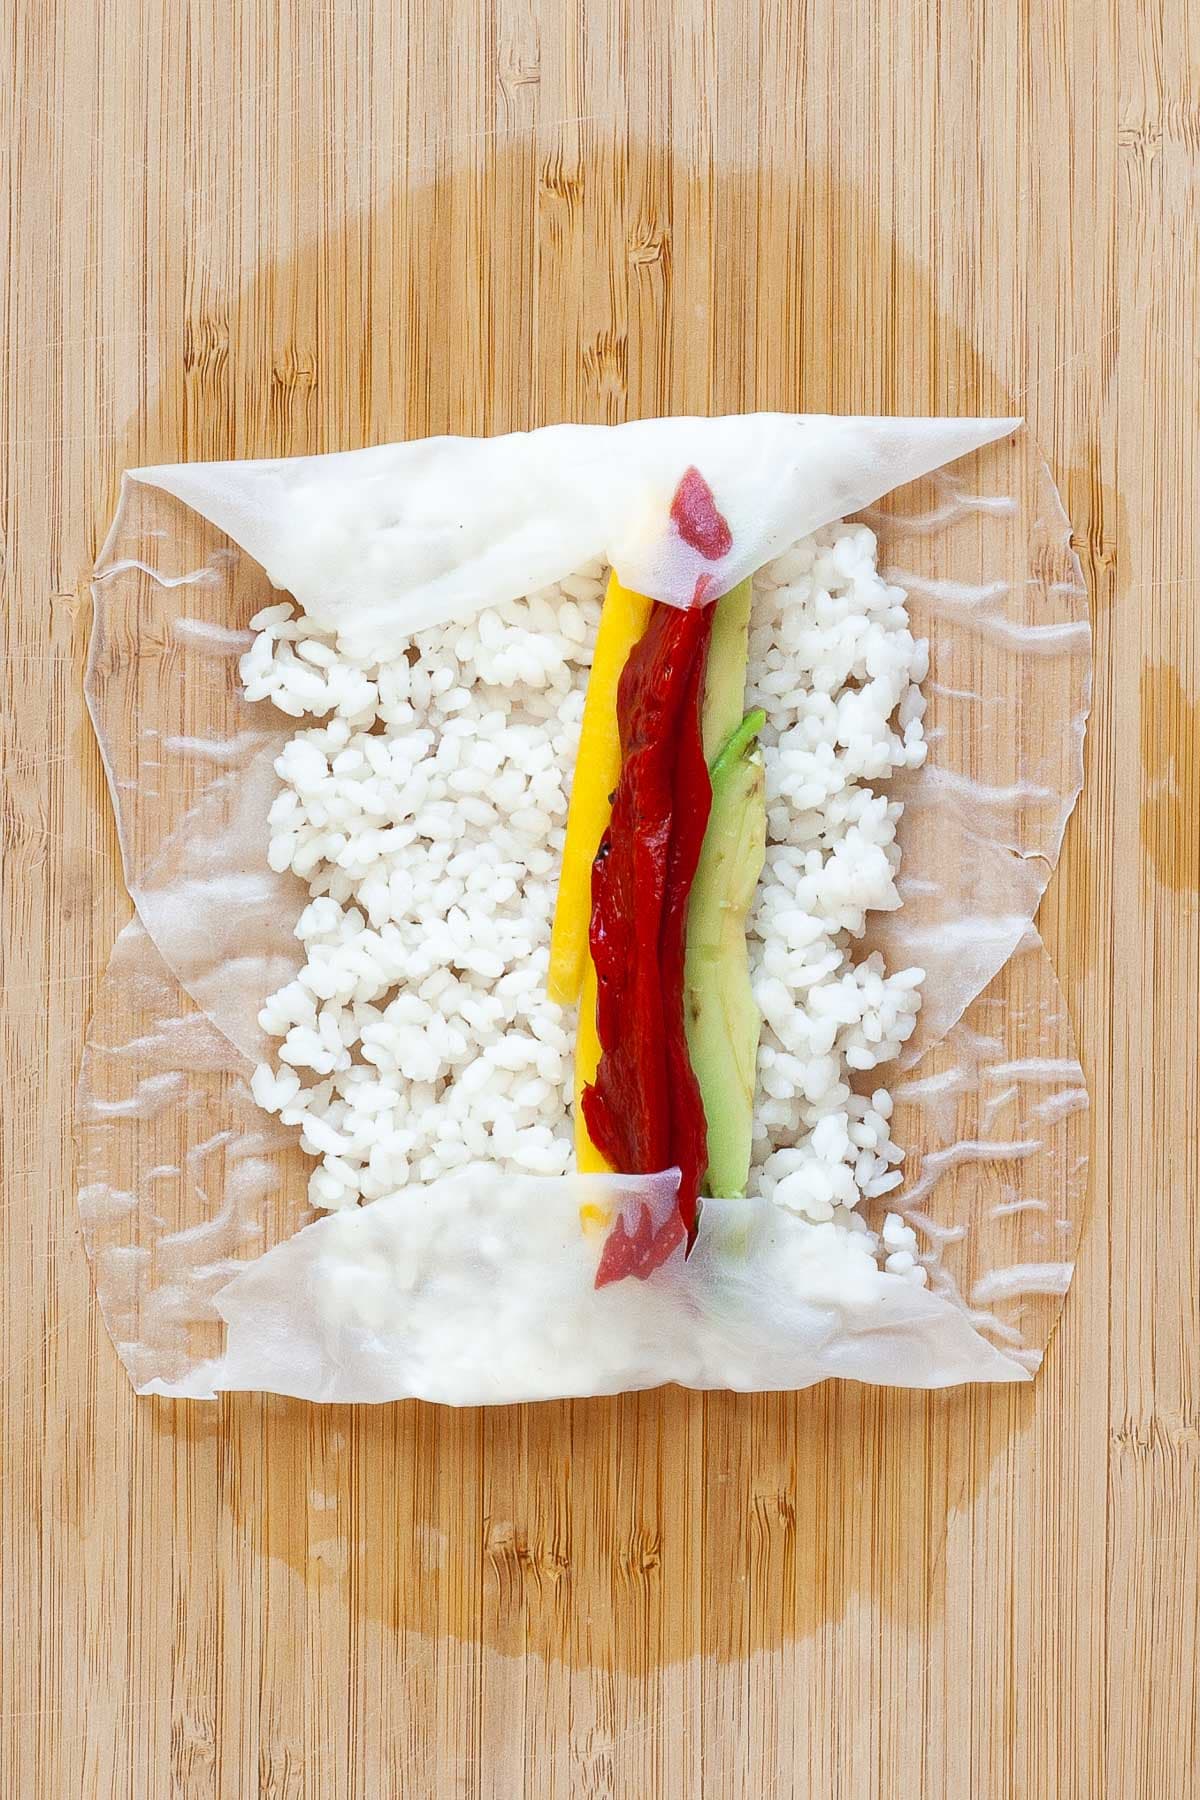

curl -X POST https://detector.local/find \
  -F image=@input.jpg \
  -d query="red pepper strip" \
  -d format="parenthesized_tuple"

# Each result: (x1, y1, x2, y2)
(583, 600, 716, 1285)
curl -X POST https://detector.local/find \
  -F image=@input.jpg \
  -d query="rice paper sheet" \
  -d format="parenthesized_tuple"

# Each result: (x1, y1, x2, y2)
(79, 415, 1090, 1404)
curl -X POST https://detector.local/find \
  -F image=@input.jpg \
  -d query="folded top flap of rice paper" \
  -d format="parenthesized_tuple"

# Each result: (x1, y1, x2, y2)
(130, 414, 1018, 655)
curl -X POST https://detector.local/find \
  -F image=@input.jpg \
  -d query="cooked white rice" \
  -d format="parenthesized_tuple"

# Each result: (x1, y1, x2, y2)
(241, 522, 927, 1282)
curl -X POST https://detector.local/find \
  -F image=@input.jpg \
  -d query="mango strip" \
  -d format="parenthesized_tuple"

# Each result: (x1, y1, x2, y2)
(574, 958, 611, 1180)
(547, 573, 654, 1007)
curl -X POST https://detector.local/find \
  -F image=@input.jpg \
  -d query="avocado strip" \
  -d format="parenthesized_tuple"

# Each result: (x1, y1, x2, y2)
(686, 575, 767, 1199)
(699, 578, 752, 762)
(684, 712, 766, 1197)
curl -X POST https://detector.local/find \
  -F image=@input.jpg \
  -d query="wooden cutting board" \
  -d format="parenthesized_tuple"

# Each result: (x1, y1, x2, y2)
(2, 0, 1196, 1793)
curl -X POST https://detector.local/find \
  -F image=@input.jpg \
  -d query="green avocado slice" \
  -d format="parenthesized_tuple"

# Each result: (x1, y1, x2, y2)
(700, 577, 753, 763)
(686, 577, 767, 1199)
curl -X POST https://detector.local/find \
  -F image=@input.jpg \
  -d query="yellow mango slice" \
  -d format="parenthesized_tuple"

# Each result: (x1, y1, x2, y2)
(547, 572, 653, 1007)
(573, 957, 612, 1176)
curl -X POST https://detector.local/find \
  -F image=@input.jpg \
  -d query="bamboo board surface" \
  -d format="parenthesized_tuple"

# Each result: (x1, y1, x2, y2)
(1, 0, 1196, 1794)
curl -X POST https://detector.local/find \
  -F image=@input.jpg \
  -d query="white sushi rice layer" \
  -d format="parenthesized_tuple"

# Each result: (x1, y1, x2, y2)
(241, 522, 927, 1282)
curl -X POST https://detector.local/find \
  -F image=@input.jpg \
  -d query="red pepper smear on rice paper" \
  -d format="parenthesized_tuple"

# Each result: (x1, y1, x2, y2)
(669, 464, 734, 569)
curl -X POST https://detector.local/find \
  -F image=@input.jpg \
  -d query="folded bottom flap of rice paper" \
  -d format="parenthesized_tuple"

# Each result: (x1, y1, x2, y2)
(81, 414, 1090, 1403)
(80, 917, 1083, 1403)
(192, 1173, 1027, 1405)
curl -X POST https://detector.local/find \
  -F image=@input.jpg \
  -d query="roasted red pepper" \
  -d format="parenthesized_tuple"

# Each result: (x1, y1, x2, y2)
(583, 599, 716, 1284)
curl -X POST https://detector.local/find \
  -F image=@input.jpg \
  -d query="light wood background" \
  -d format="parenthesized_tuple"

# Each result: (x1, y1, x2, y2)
(2, 0, 1196, 1794)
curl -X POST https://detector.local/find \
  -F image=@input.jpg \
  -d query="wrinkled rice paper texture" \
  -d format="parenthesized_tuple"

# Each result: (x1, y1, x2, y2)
(79, 417, 1090, 1403)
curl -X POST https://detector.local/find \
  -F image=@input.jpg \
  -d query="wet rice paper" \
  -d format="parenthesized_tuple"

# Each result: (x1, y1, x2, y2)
(79, 415, 1090, 1404)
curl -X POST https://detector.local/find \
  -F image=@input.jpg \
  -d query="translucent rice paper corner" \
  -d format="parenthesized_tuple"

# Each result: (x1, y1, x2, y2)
(79, 418, 1090, 1404)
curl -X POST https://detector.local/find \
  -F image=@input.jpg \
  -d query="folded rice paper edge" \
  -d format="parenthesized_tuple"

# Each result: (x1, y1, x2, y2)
(126, 414, 1020, 648)
(145, 1174, 1032, 1406)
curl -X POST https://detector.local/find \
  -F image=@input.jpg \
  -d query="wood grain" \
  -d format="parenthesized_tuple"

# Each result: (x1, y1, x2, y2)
(1, 0, 1196, 1794)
